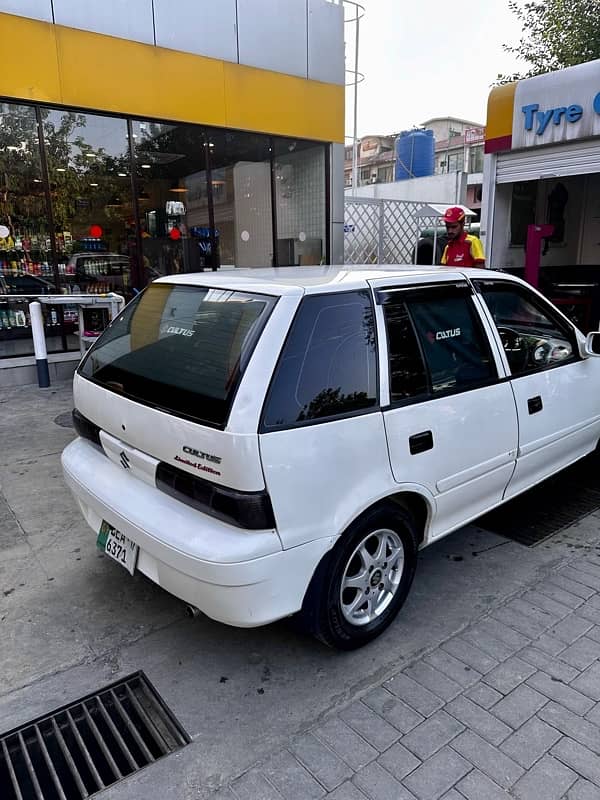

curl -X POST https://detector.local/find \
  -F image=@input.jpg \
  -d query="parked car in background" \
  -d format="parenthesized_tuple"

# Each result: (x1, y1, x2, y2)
(0, 272, 54, 295)
(67, 252, 130, 276)
(67, 252, 130, 294)
(62, 266, 600, 649)
(419, 222, 481, 241)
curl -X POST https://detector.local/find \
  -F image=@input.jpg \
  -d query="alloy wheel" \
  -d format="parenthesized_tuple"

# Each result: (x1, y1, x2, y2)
(339, 528, 405, 626)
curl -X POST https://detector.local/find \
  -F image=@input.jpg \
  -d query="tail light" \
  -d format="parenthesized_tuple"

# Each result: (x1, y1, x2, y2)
(72, 408, 101, 446)
(156, 461, 276, 530)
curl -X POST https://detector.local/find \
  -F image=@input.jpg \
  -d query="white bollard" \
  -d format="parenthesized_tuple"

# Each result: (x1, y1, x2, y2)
(29, 301, 50, 388)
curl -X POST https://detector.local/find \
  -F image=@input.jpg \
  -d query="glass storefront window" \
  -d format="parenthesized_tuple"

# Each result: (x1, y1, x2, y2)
(207, 129, 273, 267)
(42, 108, 134, 313)
(0, 102, 56, 358)
(0, 99, 330, 360)
(274, 138, 326, 266)
(132, 120, 214, 281)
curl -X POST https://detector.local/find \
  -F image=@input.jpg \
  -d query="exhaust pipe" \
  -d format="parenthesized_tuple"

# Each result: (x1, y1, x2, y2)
(185, 604, 201, 619)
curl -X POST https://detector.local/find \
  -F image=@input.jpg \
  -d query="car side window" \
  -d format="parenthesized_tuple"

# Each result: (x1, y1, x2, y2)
(262, 291, 378, 429)
(475, 281, 577, 376)
(382, 286, 497, 401)
(382, 301, 429, 402)
(407, 293, 496, 394)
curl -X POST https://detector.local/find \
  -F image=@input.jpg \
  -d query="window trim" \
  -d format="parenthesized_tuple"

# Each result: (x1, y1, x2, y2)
(376, 280, 472, 306)
(472, 278, 582, 378)
(259, 289, 380, 434)
(382, 284, 501, 410)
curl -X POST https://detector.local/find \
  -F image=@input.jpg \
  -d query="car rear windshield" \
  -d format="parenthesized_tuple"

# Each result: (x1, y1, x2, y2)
(79, 283, 276, 427)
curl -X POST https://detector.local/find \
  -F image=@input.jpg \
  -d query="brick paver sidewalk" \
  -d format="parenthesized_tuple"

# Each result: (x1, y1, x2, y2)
(213, 552, 600, 800)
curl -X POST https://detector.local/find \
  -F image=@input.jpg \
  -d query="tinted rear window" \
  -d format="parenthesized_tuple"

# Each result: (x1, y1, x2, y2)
(79, 283, 276, 427)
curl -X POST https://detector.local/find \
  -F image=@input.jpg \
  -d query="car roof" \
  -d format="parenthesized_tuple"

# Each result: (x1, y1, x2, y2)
(155, 265, 500, 296)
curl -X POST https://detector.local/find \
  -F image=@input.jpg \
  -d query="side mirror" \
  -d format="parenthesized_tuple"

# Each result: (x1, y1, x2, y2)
(584, 331, 600, 356)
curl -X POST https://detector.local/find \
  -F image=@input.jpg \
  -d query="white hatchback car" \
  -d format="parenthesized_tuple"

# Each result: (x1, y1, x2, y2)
(62, 266, 600, 649)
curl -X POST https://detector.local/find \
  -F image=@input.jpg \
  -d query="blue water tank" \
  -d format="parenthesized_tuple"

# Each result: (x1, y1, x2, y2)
(394, 129, 435, 181)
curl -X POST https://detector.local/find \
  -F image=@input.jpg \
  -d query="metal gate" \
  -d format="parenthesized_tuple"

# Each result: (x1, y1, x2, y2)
(344, 197, 438, 265)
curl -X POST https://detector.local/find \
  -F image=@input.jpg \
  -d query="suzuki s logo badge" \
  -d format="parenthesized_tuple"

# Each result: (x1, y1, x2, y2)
(119, 451, 131, 470)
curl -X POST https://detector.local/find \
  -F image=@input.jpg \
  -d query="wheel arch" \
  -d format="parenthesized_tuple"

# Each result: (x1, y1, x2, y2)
(301, 489, 431, 606)
(298, 490, 429, 647)
(381, 491, 430, 547)
(338, 488, 433, 548)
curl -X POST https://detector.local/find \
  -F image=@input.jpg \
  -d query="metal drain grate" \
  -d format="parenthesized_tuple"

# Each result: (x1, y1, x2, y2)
(477, 453, 600, 546)
(0, 672, 189, 799)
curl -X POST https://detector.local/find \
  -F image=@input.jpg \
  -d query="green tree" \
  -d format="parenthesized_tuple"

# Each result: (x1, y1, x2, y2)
(0, 105, 129, 236)
(498, 0, 600, 83)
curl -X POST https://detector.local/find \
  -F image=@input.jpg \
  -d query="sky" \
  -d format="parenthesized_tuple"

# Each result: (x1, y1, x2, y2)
(345, 0, 525, 139)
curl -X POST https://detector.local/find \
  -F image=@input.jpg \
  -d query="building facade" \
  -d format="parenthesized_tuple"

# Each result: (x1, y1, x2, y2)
(344, 118, 484, 213)
(0, 1, 345, 369)
(343, 135, 396, 188)
(421, 117, 485, 176)
(482, 59, 600, 331)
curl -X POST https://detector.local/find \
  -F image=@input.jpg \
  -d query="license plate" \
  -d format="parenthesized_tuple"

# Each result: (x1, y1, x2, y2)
(96, 520, 138, 575)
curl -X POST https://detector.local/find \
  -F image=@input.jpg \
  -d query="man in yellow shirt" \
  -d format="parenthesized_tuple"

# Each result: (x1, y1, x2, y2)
(440, 207, 485, 267)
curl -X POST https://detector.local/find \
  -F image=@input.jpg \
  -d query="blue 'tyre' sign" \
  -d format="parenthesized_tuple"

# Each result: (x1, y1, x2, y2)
(512, 61, 600, 149)
(522, 102, 586, 135)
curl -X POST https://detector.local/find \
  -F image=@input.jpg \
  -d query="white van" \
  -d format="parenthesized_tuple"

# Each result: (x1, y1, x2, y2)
(62, 266, 600, 649)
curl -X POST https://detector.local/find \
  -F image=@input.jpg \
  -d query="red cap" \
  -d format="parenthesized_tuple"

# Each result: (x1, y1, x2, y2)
(442, 206, 465, 224)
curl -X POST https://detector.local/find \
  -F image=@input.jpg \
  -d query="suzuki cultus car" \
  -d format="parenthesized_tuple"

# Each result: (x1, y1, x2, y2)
(62, 267, 600, 648)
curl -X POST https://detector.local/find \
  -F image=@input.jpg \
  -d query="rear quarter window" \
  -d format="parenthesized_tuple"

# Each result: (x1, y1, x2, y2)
(261, 290, 378, 430)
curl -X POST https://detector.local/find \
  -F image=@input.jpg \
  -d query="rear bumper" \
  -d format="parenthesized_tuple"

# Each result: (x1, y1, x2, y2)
(62, 438, 335, 627)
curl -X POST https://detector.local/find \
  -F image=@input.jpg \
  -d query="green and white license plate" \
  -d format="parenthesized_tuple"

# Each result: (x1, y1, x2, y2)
(97, 520, 138, 576)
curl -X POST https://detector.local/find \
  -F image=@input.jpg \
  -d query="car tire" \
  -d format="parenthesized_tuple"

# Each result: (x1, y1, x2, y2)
(298, 504, 419, 650)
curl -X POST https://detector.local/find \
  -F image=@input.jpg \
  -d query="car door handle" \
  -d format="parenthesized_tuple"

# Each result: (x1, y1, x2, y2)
(528, 395, 543, 414)
(409, 430, 434, 455)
